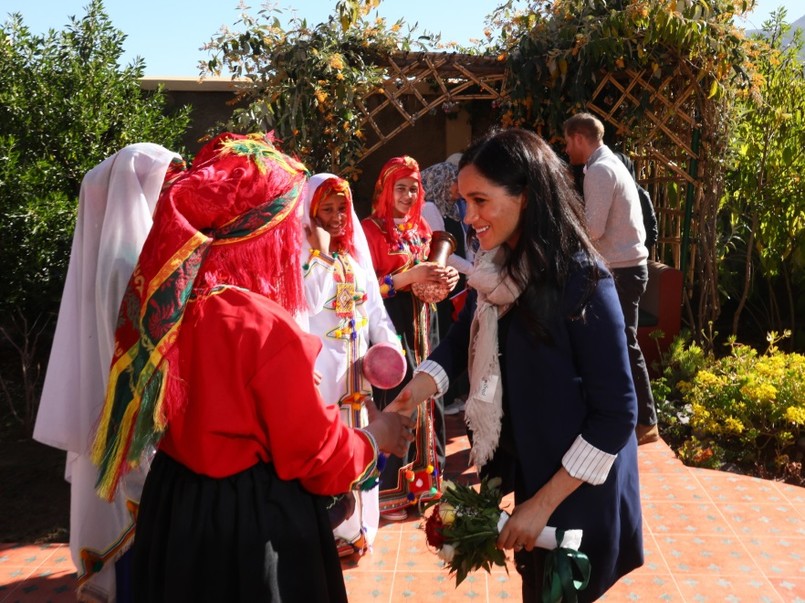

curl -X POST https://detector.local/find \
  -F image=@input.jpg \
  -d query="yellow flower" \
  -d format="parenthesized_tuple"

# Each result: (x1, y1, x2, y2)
(723, 417, 745, 435)
(438, 502, 456, 526)
(695, 370, 725, 388)
(328, 53, 345, 70)
(315, 89, 329, 104)
(740, 382, 777, 404)
(784, 406, 805, 425)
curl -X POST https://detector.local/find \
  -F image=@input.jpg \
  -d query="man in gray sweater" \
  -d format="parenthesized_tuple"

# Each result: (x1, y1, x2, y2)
(564, 112, 659, 445)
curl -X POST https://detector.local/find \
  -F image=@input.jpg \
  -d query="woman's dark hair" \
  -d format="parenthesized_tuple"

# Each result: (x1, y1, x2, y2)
(459, 127, 600, 340)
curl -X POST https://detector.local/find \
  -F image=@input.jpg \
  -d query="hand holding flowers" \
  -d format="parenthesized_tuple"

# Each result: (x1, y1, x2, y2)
(423, 477, 508, 585)
(423, 477, 591, 601)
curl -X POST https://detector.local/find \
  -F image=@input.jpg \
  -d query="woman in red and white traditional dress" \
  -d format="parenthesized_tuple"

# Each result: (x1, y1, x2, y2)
(361, 156, 458, 520)
(300, 173, 403, 556)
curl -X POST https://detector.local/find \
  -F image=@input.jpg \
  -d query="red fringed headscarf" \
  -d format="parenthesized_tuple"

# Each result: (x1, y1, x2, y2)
(371, 156, 425, 246)
(308, 176, 355, 257)
(92, 132, 308, 500)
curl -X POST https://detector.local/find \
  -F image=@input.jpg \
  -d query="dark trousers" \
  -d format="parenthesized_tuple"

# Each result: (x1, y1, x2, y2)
(611, 265, 657, 426)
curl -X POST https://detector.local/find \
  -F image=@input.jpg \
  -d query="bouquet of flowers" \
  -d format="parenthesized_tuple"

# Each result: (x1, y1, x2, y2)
(423, 477, 591, 602)
(424, 477, 508, 585)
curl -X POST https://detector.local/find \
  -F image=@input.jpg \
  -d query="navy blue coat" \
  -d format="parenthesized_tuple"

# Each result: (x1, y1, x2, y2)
(430, 256, 644, 600)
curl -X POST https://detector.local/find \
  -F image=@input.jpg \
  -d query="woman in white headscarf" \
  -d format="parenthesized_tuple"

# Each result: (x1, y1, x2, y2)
(34, 143, 185, 603)
(420, 161, 474, 277)
(300, 173, 403, 557)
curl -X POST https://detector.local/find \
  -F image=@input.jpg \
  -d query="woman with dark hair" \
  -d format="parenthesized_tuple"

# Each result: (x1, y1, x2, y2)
(388, 128, 644, 601)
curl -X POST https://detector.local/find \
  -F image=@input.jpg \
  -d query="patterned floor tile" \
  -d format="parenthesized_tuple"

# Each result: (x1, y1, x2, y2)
(654, 533, 761, 576)
(640, 470, 711, 502)
(694, 469, 790, 504)
(350, 532, 401, 573)
(388, 571, 493, 602)
(599, 571, 685, 601)
(638, 531, 670, 574)
(643, 500, 735, 535)
(394, 533, 445, 572)
(717, 502, 805, 537)
(0, 570, 77, 603)
(765, 576, 805, 601)
(673, 573, 787, 602)
(775, 482, 805, 508)
(486, 571, 520, 600)
(344, 570, 394, 601)
(0, 546, 54, 570)
(740, 536, 805, 577)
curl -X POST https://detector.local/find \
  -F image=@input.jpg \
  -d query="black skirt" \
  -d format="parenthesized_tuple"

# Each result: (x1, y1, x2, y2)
(132, 451, 347, 603)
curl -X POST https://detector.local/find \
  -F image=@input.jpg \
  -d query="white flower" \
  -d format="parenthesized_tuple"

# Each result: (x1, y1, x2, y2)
(437, 543, 456, 563)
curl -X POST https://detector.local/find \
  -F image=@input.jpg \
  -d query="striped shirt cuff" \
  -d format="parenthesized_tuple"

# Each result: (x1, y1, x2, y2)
(562, 435, 617, 485)
(414, 360, 449, 397)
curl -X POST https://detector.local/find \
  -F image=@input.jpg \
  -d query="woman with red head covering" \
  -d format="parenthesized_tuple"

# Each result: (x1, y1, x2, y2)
(91, 133, 416, 602)
(361, 156, 459, 520)
(299, 173, 403, 557)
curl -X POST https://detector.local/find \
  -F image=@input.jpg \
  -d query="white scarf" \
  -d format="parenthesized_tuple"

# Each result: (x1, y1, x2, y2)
(465, 246, 524, 468)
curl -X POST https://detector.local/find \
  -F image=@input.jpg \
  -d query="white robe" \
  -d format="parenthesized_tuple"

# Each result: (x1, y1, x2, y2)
(299, 173, 401, 554)
(33, 143, 182, 602)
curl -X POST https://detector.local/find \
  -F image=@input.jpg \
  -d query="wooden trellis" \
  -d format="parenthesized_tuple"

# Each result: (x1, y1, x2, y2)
(356, 51, 508, 162)
(356, 53, 708, 278)
(586, 68, 707, 273)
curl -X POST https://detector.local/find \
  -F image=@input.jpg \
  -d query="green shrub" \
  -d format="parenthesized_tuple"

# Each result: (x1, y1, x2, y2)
(655, 331, 804, 484)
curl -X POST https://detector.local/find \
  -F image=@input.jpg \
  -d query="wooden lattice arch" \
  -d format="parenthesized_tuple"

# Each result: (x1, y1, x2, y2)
(357, 52, 715, 299)
(586, 67, 709, 274)
(356, 52, 508, 161)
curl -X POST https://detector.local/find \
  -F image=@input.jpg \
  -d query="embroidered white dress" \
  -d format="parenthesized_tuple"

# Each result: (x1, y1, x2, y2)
(299, 172, 402, 557)
(302, 248, 400, 555)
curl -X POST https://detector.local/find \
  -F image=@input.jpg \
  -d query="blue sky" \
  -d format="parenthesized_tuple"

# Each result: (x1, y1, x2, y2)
(4, 1, 802, 77)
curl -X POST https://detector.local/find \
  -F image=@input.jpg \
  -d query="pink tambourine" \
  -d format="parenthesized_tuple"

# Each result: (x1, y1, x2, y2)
(362, 342, 406, 389)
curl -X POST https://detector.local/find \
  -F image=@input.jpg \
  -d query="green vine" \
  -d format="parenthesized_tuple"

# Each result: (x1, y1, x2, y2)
(490, 0, 757, 141)
(203, 2, 433, 178)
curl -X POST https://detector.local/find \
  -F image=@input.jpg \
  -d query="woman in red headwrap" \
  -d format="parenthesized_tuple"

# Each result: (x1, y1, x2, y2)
(361, 156, 459, 520)
(91, 133, 416, 603)
(299, 172, 404, 558)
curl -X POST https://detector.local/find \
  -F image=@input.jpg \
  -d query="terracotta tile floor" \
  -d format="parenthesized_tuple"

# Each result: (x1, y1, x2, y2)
(2, 414, 804, 602)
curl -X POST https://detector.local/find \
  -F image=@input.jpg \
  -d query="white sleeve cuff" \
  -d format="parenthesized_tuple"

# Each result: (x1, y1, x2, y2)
(415, 360, 449, 397)
(562, 435, 617, 485)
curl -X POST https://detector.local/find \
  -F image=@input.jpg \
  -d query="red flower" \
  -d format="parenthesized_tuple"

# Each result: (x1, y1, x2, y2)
(424, 504, 445, 549)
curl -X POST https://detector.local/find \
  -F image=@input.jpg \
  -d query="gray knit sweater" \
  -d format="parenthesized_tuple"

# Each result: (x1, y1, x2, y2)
(583, 145, 648, 269)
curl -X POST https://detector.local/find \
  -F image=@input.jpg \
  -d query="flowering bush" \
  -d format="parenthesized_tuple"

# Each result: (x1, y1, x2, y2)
(202, 2, 433, 178)
(655, 331, 805, 484)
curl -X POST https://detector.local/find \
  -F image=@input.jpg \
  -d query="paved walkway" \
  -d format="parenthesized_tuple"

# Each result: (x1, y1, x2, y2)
(1, 414, 803, 602)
